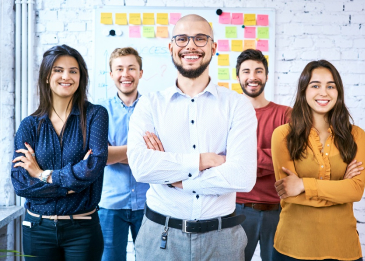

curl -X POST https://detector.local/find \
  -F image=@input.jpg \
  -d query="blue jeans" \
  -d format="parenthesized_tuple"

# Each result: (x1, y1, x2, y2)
(99, 208, 144, 261)
(236, 203, 280, 261)
(272, 248, 363, 261)
(22, 210, 103, 261)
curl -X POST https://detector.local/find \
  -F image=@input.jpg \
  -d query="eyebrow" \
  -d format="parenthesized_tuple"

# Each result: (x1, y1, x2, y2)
(53, 66, 79, 70)
(115, 65, 136, 67)
(241, 67, 264, 71)
(309, 81, 336, 84)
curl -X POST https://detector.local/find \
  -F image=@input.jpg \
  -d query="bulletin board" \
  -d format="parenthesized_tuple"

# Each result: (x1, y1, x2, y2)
(93, 7, 275, 104)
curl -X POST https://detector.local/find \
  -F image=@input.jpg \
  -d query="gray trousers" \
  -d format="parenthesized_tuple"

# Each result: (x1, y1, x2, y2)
(135, 215, 247, 261)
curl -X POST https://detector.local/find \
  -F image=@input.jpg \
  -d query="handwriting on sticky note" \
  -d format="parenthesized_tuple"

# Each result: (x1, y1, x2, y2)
(115, 13, 127, 25)
(129, 13, 141, 25)
(143, 13, 155, 25)
(231, 40, 243, 52)
(170, 13, 181, 25)
(231, 13, 243, 25)
(143, 26, 155, 38)
(231, 68, 236, 79)
(129, 26, 141, 38)
(157, 13, 168, 25)
(257, 40, 269, 52)
(244, 27, 256, 38)
(257, 15, 269, 26)
(156, 26, 168, 38)
(244, 40, 256, 50)
(232, 83, 243, 94)
(218, 54, 229, 66)
(218, 40, 230, 52)
(101, 13, 113, 24)
(218, 82, 229, 88)
(257, 27, 269, 39)
(219, 12, 231, 24)
(218, 68, 230, 80)
(225, 27, 237, 38)
(244, 14, 256, 26)
(264, 55, 269, 66)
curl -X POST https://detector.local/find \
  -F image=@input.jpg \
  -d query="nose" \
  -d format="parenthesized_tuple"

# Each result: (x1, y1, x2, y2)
(185, 37, 197, 50)
(319, 86, 328, 96)
(248, 71, 256, 81)
(121, 69, 129, 77)
(62, 70, 70, 80)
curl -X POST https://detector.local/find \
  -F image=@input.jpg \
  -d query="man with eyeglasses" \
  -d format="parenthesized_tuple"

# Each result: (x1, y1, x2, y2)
(127, 14, 257, 260)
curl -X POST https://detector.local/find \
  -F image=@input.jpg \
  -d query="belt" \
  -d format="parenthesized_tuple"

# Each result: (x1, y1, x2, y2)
(27, 209, 96, 220)
(243, 203, 280, 211)
(145, 205, 245, 234)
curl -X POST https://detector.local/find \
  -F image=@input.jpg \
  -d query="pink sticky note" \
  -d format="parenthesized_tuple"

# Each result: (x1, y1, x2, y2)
(219, 12, 231, 24)
(170, 13, 181, 25)
(231, 13, 243, 25)
(218, 40, 230, 51)
(244, 27, 256, 38)
(257, 40, 269, 52)
(257, 15, 269, 26)
(129, 26, 141, 38)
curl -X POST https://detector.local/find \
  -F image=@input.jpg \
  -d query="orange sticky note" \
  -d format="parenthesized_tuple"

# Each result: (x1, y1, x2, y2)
(231, 40, 243, 52)
(115, 13, 127, 25)
(244, 14, 256, 26)
(143, 13, 155, 25)
(218, 82, 229, 88)
(156, 26, 169, 38)
(244, 40, 256, 50)
(101, 13, 113, 24)
(232, 83, 243, 94)
(157, 13, 168, 25)
(129, 13, 141, 25)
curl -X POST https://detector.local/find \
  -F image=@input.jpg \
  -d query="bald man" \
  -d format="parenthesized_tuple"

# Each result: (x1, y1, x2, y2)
(127, 14, 257, 260)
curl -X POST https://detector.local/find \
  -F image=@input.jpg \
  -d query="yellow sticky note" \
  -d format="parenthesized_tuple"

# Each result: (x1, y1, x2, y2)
(218, 54, 229, 66)
(143, 26, 155, 38)
(218, 68, 230, 80)
(156, 26, 169, 38)
(143, 13, 155, 25)
(244, 14, 256, 26)
(218, 82, 229, 88)
(157, 13, 168, 25)
(115, 13, 127, 25)
(209, 22, 213, 28)
(232, 83, 243, 94)
(264, 55, 269, 66)
(231, 40, 243, 52)
(101, 13, 113, 25)
(232, 68, 236, 79)
(129, 13, 141, 25)
(244, 40, 256, 50)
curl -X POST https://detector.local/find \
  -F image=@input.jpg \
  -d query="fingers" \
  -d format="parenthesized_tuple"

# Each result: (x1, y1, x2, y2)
(143, 135, 155, 150)
(13, 162, 25, 168)
(15, 149, 33, 160)
(151, 133, 165, 152)
(12, 155, 27, 163)
(24, 142, 35, 154)
(144, 132, 163, 151)
(83, 149, 92, 160)
(67, 190, 75, 194)
(344, 167, 364, 179)
(282, 167, 295, 175)
(346, 161, 362, 173)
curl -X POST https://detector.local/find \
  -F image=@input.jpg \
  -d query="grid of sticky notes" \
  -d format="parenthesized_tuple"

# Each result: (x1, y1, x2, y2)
(217, 13, 270, 94)
(100, 12, 182, 38)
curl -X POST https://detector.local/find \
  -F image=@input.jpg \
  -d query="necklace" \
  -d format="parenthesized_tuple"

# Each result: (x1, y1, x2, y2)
(53, 107, 65, 123)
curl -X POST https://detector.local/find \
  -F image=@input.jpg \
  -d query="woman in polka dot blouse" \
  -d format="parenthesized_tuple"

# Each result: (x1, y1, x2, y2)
(11, 45, 109, 261)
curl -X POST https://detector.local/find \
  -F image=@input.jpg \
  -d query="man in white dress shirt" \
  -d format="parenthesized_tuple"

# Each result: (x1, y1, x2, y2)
(127, 14, 257, 261)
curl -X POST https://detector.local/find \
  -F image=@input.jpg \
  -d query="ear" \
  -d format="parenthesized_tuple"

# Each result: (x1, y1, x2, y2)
(211, 41, 217, 56)
(168, 42, 173, 55)
(109, 71, 113, 79)
(139, 69, 143, 79)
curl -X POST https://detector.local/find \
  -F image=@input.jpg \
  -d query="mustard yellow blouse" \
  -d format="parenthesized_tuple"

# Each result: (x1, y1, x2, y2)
(272, 124, 365, 260)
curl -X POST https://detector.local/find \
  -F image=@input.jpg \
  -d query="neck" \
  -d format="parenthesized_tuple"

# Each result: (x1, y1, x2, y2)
(176, 69, 210, 97)
(312, 113, 330, 133)
(246, 92, 270, 109)
(118, 90, 138, 107)
(51, 96, 73, 121)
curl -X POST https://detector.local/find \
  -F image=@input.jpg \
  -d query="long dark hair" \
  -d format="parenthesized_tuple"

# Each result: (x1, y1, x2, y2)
(32, 44, 88, 147)
(287, 60, 357, 164)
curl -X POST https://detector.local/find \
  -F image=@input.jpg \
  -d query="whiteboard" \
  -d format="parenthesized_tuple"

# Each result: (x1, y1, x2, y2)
(93, 7, 275, 104)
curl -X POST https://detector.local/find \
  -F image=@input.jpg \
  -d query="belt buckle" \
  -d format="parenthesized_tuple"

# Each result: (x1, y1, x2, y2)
(251, 203, 256, 209)
(182, 220, 194, 233)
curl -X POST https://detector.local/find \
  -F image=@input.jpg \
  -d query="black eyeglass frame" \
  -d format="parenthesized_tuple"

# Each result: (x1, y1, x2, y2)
(171, 34, 214, 47)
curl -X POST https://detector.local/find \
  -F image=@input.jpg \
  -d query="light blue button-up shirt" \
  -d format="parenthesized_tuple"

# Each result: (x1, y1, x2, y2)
(100, 94, 149, 210)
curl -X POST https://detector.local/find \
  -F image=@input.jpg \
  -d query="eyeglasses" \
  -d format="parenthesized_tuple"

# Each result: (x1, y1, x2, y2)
(171, 34, 213, 47)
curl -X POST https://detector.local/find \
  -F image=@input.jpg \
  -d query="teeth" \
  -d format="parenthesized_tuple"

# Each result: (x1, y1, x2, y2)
(184, 56, 199, 59)
(60, 83, 71, 86)
(121, 81, 132, 84)
(316, 100, 329, 104)
(248, 83, 258, 87)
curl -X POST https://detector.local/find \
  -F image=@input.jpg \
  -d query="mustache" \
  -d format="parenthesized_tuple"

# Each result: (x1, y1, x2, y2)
(178, 51, 204, 57)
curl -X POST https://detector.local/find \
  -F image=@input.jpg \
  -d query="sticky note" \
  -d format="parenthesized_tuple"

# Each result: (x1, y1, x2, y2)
(129, 13, 141, 25)
(218, 54, 229, 66)
(264, 55, 269, 66)
(218, 68, 230, 80)
(231, 13, 243, 25)
(170, 13, 181, 25)
(257, 40, 269, 52)
(232, 68, 236, 79)
(257, 15, 269, 26)
(129, 26, 141, 38)
(218, 40, 230, 51)
(244, 40, 256, 50)
(218, 82, 229, 88)
(244, 14, 256, 26)
(225, 27, 237, 38)
(231, 40, 243, 52)
(232, 83, 243, 94)
(156, 26, 169, 38)
(115, 13, 127, 25)
(143, 26, 155, 38)
(101, 13, 113, 24)
(219, 12, 231, 24)
(244, 27, 256, 38)
(157, 13, 168, 25)
(143, 13, 155, 25)
(209, 22, 213, 28)
(257, 27, 269, 39)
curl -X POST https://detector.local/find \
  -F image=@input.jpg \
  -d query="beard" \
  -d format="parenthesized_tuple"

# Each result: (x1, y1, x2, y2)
(172, 52, 212, 79)
(240, 80, 266, 98)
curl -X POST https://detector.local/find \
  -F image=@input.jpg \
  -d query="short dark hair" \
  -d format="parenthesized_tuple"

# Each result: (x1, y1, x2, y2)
(236, 49, 268, 77)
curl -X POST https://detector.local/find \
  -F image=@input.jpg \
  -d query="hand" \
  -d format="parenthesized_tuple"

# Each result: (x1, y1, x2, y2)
(83, 149, 92, 160)
(143, 132, 165, 151)
(199, 153, 226, 171)
(274, 167, 304, 199)
(12, 142, 43, 178)
(344, 160, 363, 179)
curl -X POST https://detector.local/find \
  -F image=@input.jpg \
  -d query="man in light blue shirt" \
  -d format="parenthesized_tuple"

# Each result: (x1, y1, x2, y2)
(99, 47, 149, 261)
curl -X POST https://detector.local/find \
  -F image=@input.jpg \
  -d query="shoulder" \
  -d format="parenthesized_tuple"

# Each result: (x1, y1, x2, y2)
(273, 123, 290, 139)
(18, 115, 39, 132)
(86, 101, 108, 117)
(351, 125, 365, 141)
(270, 102, 291, 113)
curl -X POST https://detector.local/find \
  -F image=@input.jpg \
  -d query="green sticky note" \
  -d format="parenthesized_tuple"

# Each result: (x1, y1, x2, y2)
(218, 68, 230, 80)
(257, 27, 269, 39)
(225, 26, 237, 38)
(231, 68, 236, 79)
(143, 26, 155, 38)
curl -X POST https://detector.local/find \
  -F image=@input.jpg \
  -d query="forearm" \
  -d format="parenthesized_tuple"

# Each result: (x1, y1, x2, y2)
(107, 145, 128, 165)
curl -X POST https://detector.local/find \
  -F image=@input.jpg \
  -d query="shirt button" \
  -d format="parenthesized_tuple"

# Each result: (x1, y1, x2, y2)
(188, 173, 192, 177)
(193, 191, 196, 193)
(320, 177, 323, 180)
(193, 145, 196, 149)
(196, 195, 199, 199)
(327, 144, 329, 147)
(191, 99, 194, 102)
(325, 153, 328, 155)
(191, 120, 194, 124)
(321, 165, 324, 168)
(132, 189, 135, 192)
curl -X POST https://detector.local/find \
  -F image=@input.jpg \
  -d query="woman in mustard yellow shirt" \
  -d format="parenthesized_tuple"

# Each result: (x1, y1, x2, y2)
(272, 60, 365, 261)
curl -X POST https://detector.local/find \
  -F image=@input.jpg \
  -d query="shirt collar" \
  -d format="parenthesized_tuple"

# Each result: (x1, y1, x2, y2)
(167, 78, 218, 100)
(115, 92, 141, 108)
(39, 102, 80, 120)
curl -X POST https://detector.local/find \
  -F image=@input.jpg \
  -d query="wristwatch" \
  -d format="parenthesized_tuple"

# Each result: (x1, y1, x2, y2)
(40, 170, 53, 183)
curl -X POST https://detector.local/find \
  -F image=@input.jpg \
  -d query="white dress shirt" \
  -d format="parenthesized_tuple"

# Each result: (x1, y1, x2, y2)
(127, 81, 257, 220)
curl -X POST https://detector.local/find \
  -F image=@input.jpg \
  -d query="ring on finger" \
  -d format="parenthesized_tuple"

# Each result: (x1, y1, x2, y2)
(31, 153, 35, 157)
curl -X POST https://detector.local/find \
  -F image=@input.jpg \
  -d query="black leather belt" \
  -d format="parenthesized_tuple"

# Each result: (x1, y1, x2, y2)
(145, 204, 245, 233)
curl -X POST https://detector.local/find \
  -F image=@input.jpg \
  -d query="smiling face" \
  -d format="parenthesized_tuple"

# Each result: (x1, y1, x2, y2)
(305, 67, 338, 117)
(49, 55, 80, 100)
(237, 59, 267, 98)
(110, 55, 143, 98)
